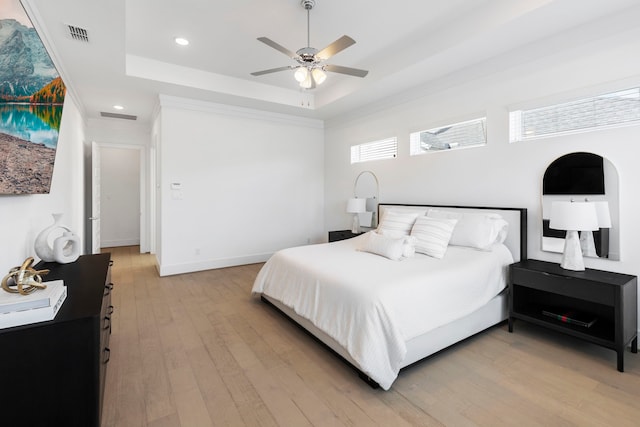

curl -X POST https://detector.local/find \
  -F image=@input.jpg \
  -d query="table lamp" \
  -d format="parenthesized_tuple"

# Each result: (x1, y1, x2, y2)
(346, 198, 366, 233)
(549, 201, 598, 271)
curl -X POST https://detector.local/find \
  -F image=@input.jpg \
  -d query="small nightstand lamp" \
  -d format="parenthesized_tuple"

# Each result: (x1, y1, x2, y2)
(550, 201, 599, 271)
(580, 201, 611, 257)
(346, 198, 366, 233)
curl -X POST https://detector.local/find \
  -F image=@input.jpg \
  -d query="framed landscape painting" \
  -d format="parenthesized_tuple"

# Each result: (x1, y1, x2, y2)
(0, 0, 65, 194)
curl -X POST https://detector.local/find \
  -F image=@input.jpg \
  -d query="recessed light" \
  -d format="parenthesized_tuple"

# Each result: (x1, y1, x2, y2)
(174, 37, 189, 46)
(113, 105, 124, 110)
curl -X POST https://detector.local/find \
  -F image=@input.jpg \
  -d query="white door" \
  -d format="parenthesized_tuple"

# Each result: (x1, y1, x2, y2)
(91, 142, 101, 253)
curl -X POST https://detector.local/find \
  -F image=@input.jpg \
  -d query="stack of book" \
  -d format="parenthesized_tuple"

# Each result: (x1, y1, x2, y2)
(542, 307, 598, 328)
(0, 280, 67, 329)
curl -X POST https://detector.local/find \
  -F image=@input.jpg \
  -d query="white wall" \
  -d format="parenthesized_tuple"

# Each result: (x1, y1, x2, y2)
(100, 147, 140, 247)
(324, 24, 640, 318)
(86, 118, 150, 147)
(155, 96, 324, 276)
(0, 95, 85, 274)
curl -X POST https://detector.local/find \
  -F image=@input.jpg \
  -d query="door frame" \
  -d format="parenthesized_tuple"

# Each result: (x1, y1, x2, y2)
(89, 142, 149, 253)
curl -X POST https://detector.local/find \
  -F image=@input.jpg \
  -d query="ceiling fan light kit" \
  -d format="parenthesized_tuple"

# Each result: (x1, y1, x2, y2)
(312, 68, 326, 85)
(300, 73, 313, 89)
(294, 67, 308, 82)
(251, 0, 368, 90)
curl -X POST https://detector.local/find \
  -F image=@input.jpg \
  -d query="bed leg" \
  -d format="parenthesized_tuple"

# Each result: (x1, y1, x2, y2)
(358, 372, 380, 389)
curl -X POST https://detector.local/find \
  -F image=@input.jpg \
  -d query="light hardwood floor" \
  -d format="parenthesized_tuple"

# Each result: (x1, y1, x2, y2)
(101, 246, 640, 427)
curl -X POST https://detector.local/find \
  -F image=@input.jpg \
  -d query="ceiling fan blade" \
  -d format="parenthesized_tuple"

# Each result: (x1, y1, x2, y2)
(256, 37, 298, 59)
(324, 64, 369, 78)
(316, 35, 356, 60)
(251, 66, 294, 76)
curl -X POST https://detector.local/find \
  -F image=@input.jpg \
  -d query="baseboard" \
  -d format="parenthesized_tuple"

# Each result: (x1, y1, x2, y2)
(158, 252, 271, 276)
(101, 238, 140, 248)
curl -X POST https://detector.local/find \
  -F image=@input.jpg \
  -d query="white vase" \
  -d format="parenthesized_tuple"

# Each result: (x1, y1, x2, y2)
(34, 213, 72, 262)
(53, 231, 81, 264)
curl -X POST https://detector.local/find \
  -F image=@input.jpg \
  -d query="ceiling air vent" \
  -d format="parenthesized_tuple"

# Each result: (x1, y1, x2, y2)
(67, 24, 89, 42)
(100, 112, 137, 121)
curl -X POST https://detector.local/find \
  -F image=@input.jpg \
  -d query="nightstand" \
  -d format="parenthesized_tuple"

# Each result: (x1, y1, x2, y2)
(328, 230, 365, 242)
(509, 259, 637, 372)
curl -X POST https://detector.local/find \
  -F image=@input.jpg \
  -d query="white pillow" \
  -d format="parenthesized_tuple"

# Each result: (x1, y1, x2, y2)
(410, 216, 458, 259)
(377, 210, 419, 238)
(402, 235, 417, 258)
(427, 209, 509, 250)
(359, 231, 405, 260)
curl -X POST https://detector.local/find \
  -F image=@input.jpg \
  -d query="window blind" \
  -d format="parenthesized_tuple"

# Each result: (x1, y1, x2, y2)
(510, 87, 640, 142)
(350, 137, 397, 164)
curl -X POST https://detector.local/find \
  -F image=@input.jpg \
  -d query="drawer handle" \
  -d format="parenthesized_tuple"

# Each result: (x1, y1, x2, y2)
(104, 282, 114, 296)
(109, 260, 114, 266)
(103, 316, 111, 331)
(107, 305, 114, 315)
(103, 347, 110, 364)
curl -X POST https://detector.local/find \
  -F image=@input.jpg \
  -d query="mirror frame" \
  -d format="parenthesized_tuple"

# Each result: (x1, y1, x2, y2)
(354, 171, 379, 228)
(541, 152, 619, 260)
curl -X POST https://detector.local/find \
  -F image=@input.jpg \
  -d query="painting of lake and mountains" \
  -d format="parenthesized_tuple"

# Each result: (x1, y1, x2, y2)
(0, 0, 65, 194)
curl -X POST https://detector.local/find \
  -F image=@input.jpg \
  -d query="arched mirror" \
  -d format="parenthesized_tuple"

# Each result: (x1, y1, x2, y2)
(354, 171, 379, 228)
(542, 152, 619, 260)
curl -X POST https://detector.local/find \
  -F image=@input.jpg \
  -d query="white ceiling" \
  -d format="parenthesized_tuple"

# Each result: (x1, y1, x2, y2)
(22, 0, 640, 125)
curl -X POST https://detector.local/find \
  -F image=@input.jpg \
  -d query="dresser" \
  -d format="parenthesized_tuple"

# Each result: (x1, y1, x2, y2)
(0, 253, 113, 426)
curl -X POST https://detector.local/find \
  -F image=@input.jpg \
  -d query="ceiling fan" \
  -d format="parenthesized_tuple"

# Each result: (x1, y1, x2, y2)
(250, 0, 368, 89)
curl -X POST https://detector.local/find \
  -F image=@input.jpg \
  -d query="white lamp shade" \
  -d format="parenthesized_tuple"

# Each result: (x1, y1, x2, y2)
(594, 201, 612, 228)
(312, 68, 326, 85)
(294, 67, 308, 82)
(300, 72, 313, 88)
(549, 201, 598, 231)
(346, 198, 366, 213)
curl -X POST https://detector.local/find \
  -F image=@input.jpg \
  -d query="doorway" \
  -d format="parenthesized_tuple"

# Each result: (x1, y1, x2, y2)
(88, 143, 148, 254)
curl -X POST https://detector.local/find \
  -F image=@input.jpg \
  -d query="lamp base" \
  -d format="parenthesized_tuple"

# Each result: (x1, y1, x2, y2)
(580, 230, 598, 257)
(561, 230, 585, 271)
(351, 214, 360, 234)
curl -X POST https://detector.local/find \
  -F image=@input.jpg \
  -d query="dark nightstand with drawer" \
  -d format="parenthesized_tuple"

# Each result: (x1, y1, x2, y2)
(509, 259, 637, 371)
(328, 230, 365, 242)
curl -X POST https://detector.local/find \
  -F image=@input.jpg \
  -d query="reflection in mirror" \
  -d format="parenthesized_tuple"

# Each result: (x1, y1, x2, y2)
(354, 171, 379, 228)
(542, 152, 619, 260)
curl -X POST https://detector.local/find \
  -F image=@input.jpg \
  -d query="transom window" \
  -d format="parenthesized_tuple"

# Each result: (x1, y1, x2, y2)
(509, 87, 640, 142)
(350, 137, 397, 164)
(409, 117, 487, 156)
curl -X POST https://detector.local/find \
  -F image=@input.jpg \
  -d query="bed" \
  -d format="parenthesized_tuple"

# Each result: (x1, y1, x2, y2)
(252, 203, 527, 390)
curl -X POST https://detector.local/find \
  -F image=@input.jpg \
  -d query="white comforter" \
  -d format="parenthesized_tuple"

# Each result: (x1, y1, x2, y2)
(252, 233, 513, 390)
